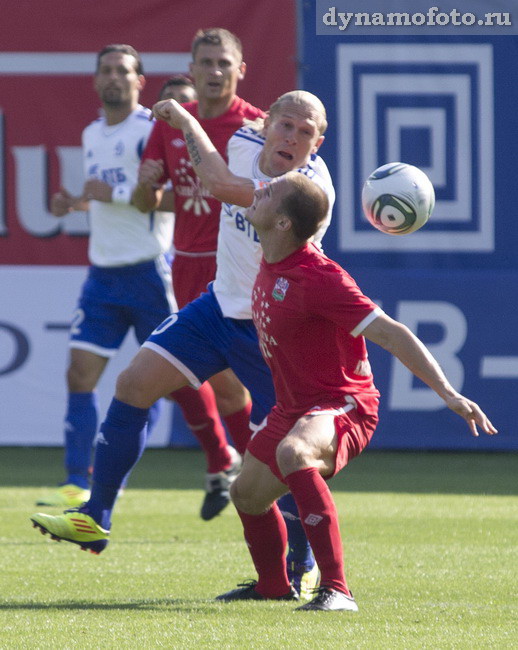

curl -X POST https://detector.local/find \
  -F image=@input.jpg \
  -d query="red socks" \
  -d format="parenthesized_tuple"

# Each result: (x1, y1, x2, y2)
(170, 384, 230, 473)
(223, 401, 252, 455)
(285, 467, 350, 595)
(237, 505, 291, 598)
(171, 385, 253, 470)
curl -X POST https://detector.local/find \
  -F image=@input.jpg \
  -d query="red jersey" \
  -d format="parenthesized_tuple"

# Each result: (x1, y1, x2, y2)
(252, 243, 382, 418)
(143, 96, 265, 254)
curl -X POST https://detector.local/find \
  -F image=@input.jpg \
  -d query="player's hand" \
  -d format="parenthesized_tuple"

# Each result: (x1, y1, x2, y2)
(82, 179, 112, 203)
(50, 187, 75, 217)
(151, 99, 190, 129)
(444, 394, 498, 437)
(138, 159, 164, 187)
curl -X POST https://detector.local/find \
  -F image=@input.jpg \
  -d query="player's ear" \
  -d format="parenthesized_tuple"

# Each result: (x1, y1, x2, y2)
(311, 135, 325, 155)
(93, 72, 101, 95)
(277, 216, 292, 232)
(136, 75, 146, 92)
(238, 60, 246, 81)
(262, 113, 271, 136)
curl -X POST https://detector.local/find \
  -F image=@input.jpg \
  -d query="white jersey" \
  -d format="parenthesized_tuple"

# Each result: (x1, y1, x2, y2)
(213, 126, 335, 319)
(82, 105, 173, 266)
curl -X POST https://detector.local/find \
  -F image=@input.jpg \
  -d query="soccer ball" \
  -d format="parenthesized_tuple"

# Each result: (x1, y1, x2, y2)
(361, 162, 435, 235)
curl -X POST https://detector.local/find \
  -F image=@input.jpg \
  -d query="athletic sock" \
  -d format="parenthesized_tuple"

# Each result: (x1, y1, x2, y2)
(146, 399, 162, 436)
(284, 467, 350, 596)
(170, 384, 231, 472)
(64, 392, 98, 489)
(116, 400, 160, 491)
(237, 505, 291, 598)
(88, 398, 149, 529)
(222, 401, 253, 455)
(277, 492, 315, 571)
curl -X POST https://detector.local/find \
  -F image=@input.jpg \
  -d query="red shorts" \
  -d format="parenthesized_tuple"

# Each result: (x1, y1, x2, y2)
(247, 399, 379, 484)
(172, 254, 217, 309)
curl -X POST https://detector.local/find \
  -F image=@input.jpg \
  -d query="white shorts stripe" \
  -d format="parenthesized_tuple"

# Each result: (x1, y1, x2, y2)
(142, 341, 202, 388)
(69, 340, 117, 358)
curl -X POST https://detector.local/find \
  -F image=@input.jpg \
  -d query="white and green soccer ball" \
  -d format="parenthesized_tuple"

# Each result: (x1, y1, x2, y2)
(361, 162, 435, 235)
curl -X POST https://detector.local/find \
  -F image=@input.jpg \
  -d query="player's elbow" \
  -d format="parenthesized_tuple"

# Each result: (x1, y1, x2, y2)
(380, 320, 416, 357)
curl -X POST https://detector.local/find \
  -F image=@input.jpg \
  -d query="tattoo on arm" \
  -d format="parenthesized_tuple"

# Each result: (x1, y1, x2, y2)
(185, 131, 201, 166)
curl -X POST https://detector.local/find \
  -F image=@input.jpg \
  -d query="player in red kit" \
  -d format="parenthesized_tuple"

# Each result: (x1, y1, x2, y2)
(217, 172, 497, 611)
(133, 29, 264, 520)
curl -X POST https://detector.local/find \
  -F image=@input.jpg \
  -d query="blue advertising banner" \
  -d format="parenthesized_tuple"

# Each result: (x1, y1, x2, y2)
(298, 2, 517, 450)
(355, 269, 517, 450)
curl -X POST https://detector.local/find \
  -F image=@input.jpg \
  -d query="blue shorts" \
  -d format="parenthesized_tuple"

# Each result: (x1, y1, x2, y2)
(144, 285, 275, 425)
(70, 254, 176, 357)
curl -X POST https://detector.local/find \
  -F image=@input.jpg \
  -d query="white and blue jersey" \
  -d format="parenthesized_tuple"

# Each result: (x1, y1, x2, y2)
(82, 105, 173, 267)
(213, 125, 335, 319)
(71, 106, 176, 356)
(144, 125, 335, 423)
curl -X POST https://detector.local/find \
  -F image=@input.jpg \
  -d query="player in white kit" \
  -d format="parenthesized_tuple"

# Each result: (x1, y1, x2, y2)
(31, 91, 333, 598)
(36, 45, 175, 508)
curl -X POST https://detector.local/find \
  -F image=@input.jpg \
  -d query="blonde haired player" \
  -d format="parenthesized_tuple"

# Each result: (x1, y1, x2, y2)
(31, 89, 334, 599)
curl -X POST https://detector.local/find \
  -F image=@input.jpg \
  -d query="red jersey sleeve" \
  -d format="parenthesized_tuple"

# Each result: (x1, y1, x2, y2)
(304, 261, 381, 336)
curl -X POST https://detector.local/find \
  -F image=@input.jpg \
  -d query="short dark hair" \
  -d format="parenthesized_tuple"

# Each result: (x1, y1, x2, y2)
(96, 44, 143, 75)
(278, 173, 329, 242)
(191, 28, 243, 61)
(160, 74, 194, 95)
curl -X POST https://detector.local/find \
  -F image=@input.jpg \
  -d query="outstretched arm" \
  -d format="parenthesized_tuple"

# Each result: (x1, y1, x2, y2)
(362, 313, 497, 437)
(151, 99, 255, 208)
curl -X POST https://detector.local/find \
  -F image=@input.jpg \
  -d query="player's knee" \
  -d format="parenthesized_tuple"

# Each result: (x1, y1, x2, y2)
(276, 437, 312, 476)
(66, 361, 98, 392)
(230, 478, 249, 511)
(230, 477, 264, 515)
(214, 392, 248, 416)
(115, 367, 152, 408)
(211, 377, 249, 416)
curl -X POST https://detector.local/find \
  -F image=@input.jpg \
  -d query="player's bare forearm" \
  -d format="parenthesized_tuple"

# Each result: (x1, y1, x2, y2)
(157, 189, 174, 212)
(364, 315, 454, 399)
(132, 183, 162, 213)
(363, 313, 497, 436)
(183, 124, 255, 207)
(71, 198, 90, 212)
(152, 99, 254, 207)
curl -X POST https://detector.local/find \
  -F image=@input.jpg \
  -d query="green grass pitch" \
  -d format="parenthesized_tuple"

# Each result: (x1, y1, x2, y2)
(0, 447, 516, 649)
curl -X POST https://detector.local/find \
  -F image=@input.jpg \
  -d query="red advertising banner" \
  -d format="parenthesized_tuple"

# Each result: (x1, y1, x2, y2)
(0, 0, 297, 265)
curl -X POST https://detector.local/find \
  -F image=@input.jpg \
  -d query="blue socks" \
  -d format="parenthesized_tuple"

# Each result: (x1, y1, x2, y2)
(146, 399, 162, 436)
(88, 398, 149, 529)
(278, 492, 316, 571)
(64, 392, 99, 489)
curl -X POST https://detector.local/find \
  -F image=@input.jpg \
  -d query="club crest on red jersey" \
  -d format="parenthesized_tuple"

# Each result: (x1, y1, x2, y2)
(272, 277, 289, 301)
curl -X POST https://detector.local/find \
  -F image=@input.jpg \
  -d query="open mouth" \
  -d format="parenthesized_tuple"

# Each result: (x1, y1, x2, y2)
(277, 151, 293, 160)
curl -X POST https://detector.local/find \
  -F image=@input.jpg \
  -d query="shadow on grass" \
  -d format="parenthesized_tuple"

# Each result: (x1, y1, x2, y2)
(0, 598, 225, 612)
(1, 447, 516, 495)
